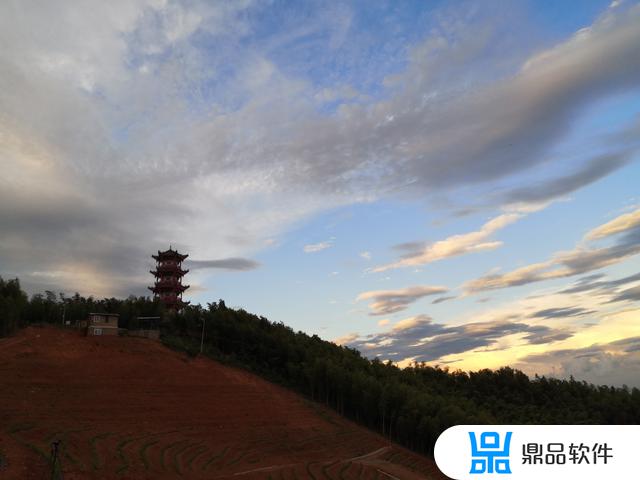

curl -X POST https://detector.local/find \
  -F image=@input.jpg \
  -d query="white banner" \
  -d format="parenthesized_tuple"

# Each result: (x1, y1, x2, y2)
(434, 425, 638, 479)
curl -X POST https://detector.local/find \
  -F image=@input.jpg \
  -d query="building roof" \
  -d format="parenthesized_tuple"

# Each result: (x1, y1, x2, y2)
(148, 283, 190, 293)
(150, 267, 189, 276)
(88, 312, 120, 317)
(152, 247, 188, 262)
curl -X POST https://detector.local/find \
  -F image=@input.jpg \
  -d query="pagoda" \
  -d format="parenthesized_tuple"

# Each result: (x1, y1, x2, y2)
(149, 247, 190, 311)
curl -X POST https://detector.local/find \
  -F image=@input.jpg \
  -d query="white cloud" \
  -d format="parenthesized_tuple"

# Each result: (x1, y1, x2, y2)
(1, 1, 640, 298)
(333, 332, 359, 345)
(585, 207, 640, 240)
(464, 207, 640, 294)
(373, 213, 522, 272)
(303, 241, 333, 253)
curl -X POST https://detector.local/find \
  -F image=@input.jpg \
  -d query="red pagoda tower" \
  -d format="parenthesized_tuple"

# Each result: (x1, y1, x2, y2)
(149, 247, 190, 311)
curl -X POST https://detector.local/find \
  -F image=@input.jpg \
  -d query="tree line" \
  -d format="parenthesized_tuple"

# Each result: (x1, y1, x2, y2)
(0, 276, 162, 336)
(2, 276, 639, 457)
(165, 302, 640, 455)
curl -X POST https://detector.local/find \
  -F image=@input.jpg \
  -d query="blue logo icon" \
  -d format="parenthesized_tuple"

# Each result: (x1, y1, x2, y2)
(469, 431, 512, 474)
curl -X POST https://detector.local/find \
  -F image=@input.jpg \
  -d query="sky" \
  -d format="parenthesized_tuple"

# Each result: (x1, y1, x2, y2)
(1, 0, 640, 387)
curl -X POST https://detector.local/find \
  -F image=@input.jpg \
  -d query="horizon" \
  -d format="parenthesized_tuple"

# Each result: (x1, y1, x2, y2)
(1, 0, 639, 388)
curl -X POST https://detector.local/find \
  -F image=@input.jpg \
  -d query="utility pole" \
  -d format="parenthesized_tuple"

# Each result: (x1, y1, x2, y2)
(61, 304, 66, 326)
(200, 317, 206, 355)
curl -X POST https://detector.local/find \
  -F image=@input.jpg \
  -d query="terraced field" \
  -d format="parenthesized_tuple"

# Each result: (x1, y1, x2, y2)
(0, 327, 445, 479)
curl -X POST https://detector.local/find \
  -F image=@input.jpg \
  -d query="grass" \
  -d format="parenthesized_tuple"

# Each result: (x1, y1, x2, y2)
(139, 439, 159, 470)
(202, 446, 228, 471)
(6, 422, 34, 434)
(89, 432, 112, 470)
(172, 440, 199, 474)
(160, 439, 186, 471)
(60, 426, 92, 466)
(305, 461, 318, 480)
(7, 424, 48, 461)
(226, 449, 252, 466)
(322, 459, 339, 478)
(184, 445, 208, 471)
(115, 436, 134, 474)
(338, 461, 352, 480)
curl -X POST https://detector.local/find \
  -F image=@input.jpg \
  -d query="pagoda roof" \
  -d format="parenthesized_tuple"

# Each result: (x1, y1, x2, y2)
(152, 247, 188, 261)
(148, 283, 190, 293)
(150, 267, 189, 276)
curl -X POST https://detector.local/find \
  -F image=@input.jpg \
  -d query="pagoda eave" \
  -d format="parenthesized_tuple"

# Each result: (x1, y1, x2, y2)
(149, 285, 189, 293)
(150, 268, 189, 276)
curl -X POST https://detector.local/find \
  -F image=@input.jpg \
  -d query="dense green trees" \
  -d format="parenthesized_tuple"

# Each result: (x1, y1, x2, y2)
(0, 276, 163, 335)
(163, 301, 640, 456)
(0, 277, 28, 337)
(2, 277, 639, 458)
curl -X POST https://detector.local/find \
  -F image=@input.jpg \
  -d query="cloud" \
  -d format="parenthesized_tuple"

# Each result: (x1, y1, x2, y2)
(346, 316, 572, 363)
(607, 285, 640, 304)
(359, 251, 371, 260)
(465, 208, 640, 293)
(517, 336, 640, 387)
(530, 306, 596, 319)
(356, 285, 447, 315)
(303, 241, 333, 253)
(187, 257, 260, 271)
(585, 207, 640, 240)
(2, 1, 640, 297)
(370, 2, 640, 191)
(333, 332, 359, 345)
(432, 295, 457, 305)
(500, 151, 632, 205)
(373, 213, 521, 272)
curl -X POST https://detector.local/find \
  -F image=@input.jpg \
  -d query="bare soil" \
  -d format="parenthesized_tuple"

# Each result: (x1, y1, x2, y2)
(0, 326, 446, 479)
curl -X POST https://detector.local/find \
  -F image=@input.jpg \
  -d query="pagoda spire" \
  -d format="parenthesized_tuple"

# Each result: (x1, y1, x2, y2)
(149, 247, 190, 311)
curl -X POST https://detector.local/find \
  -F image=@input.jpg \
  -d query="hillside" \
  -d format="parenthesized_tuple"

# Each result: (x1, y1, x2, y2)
(0, 327, 444, 479)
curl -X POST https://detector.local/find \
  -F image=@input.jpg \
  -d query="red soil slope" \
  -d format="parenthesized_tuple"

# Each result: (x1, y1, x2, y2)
(0, 327, 446, 479)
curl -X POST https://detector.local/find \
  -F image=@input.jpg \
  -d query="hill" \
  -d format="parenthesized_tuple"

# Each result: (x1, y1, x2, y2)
(2, 276, 639, 478)
(0, 326, 444, 479)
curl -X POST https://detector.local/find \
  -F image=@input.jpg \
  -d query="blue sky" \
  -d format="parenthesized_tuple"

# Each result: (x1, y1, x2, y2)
(1, 0, 639, 386)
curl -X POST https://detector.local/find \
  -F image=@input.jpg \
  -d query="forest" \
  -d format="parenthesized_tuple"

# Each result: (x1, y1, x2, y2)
(2, 275, 639, 457)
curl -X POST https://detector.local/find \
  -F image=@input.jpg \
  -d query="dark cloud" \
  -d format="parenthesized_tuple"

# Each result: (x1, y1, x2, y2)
(357, 285, 447, 315)
(187, 258, 261, 271)
(432, 295, 457, 304)
(392, 241, 425, 253)
(347, 317, 572, 363)
(607, 285, 640, 304)
(500, 152, 631, 204)
(530, 307, 595, 319)
(560, 272, 640, 295)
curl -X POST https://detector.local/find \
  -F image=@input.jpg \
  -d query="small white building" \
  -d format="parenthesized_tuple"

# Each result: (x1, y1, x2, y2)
(82, 313, 119, 336)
